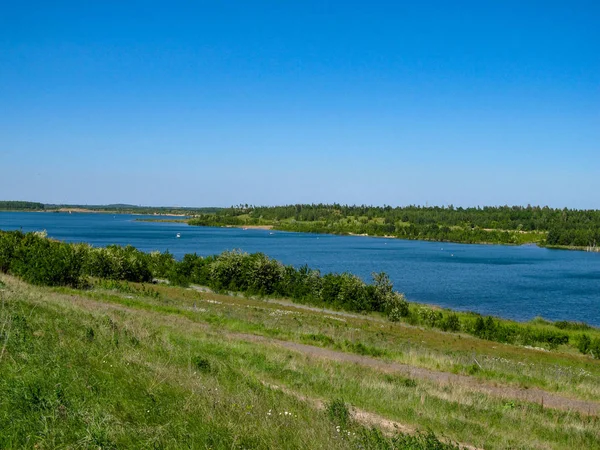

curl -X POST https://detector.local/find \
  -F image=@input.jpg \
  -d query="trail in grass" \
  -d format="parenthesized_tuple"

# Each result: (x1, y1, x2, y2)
(236, 333, 600, 416)
(5, 276, 599, 417)
(260, 381, 482, 450)
(190, 285, 388, 322)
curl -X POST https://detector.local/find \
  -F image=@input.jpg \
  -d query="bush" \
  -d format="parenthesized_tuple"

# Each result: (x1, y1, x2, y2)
(9, 233, 84, 287)
(84, 245, 152, 282)
(386, 293, 409, 321)
(0, 230, 24, 273)
(469, 315, 569, 348)
(279, 264, 322, 302)
(208, 250, 249, 291)
(417, 307, 443, 328)
(590, 338, 600, 359)
(246, 253, 284, 295)
(578, 334, 591, 354)
(148, 250, 176, 279)
(337, 273, 372, 312)
(555, 320, 591, 331)
(440, 314, 461, 332)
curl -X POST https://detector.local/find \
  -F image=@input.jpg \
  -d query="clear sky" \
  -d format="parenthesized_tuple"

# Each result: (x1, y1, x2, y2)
(1, 1, 598, 208)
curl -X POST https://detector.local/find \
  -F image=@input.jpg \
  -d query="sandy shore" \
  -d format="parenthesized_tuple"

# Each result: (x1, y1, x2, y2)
(57, 208, 100, 213)
(225, 225, 274, 230)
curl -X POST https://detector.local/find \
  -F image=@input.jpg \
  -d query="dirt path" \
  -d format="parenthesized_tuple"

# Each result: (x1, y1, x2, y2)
(189, 285, 388, 322)
(6, 277, 599, 417)
(237, 333, 600, 416)
(261, 381, 481, 450)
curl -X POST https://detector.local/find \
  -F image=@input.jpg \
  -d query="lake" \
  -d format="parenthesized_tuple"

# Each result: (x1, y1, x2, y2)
(1, 211, 599, 326)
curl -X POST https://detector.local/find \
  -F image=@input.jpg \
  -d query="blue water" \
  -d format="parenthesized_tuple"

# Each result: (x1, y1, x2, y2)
(2, 211, 599, 326)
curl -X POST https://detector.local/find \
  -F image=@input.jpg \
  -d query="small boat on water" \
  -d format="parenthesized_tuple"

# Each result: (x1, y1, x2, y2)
(176, 233, 181, 238)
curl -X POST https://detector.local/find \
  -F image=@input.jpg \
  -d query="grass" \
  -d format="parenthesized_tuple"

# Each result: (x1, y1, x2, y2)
(1, 274, 599, 449)
(0, 276, 461, 449)
(78, 279, 600, 402)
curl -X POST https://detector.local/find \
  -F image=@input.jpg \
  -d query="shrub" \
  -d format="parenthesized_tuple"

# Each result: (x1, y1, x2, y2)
(208, 250, 248, 291)
(577, 334, 591, 354)
(148, 250, 176, 279)
(0, 230, 24, 273)
(246, 253, 284, 295)
(320, 273, 343, 306)
(372, 271, 394, 311)
(417, 307, 443, 327)
(590, 338, 600, 359)
(337, 273, 372, 312)
(279, 264, 322, 302)
(10, 233, 84, 287)
(555, 320, 591, 331)
(440, 313, 461, 332)
(84, 245, 152, 282)
(386, 293, 409, 321)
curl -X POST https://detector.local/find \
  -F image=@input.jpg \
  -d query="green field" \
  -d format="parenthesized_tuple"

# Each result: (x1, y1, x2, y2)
(1, 274, 599, 449)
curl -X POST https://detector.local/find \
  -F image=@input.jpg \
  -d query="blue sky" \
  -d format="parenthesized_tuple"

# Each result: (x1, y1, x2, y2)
(1, 1, 598, 207)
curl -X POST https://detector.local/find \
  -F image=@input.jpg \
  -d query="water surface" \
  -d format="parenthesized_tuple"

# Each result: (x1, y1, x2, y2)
(1, 211, 599, 326)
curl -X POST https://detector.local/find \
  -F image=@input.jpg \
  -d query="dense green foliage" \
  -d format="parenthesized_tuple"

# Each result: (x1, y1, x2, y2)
(1, 230, 598, 357)
(577, 334, 600, 359)
(151, 249, 410, 318)
(0, 230, 406, 318)
(468, 314, 569, 349)
(0, 200, 45, 211)
(189, 204, 600, 247)
(0, 231, 153, 287)
(0, 231, 84, 287)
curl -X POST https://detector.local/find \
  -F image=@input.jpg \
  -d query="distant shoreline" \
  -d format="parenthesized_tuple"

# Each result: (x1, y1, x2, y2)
(225, 224, 274, 230)
(1, 209, 190, 217)
(3, 209, 600, 253)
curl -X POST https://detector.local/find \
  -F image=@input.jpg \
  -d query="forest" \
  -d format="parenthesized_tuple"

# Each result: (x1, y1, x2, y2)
(188, 204, 600, 247)
(0, 201, 45, 210)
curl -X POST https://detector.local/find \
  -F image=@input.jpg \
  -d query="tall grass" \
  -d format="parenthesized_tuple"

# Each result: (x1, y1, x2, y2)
(2, 277, 598, 449)
(0, 278, 461, 449)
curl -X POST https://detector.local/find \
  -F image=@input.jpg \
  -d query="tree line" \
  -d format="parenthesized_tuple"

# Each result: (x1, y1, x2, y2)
(188, 204, 600, 247)
(0, 200, 222, 216)
(0, 201, 45, 211)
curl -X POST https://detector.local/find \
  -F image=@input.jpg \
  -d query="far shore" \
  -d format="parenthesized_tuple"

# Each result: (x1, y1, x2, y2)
(46, 209, 189, 217)
(225, 224, 274, 230)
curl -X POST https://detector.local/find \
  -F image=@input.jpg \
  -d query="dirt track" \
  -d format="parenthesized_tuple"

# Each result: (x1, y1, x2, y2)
(235, 333, 600, 416)
(6, 276, 598, 417)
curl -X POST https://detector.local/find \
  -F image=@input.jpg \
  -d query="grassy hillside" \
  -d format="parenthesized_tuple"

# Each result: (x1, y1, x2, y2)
(1, 275, 599, 449)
